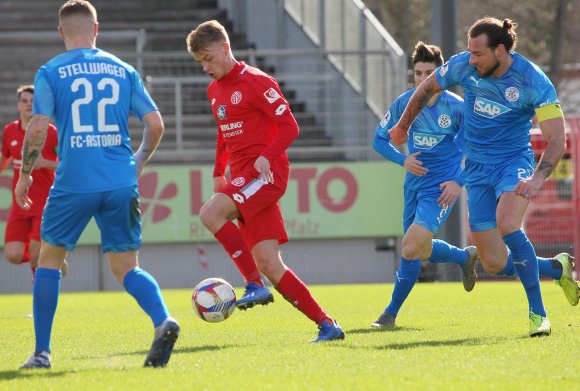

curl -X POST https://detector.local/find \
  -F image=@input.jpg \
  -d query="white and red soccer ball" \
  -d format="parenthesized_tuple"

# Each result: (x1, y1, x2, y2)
(192, 278, 236, 323)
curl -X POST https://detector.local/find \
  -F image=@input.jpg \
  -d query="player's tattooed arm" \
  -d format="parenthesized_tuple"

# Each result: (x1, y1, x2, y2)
(535, 116, 566, 180)
(20, 115, 50, 175)
(398, 74, 443, 130)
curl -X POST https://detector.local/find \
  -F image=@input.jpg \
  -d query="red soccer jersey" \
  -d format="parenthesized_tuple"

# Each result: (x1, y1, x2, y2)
(207, 61, 299, 179)
(1, 120, 58, 215)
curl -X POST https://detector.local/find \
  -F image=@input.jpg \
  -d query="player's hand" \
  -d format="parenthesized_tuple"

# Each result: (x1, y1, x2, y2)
(403, 152, 428, 176)
(388, 124, 409, 145)
(514, 175, 544, 200)
(254, 156, 274, 183)
(437, 180, 461, 208)
(14, 175, 33, 210)
(213, 176, 227, 192)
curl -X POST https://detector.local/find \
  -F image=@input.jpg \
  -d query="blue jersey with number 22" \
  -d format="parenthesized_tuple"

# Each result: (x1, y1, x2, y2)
(33, 48, 157, 193)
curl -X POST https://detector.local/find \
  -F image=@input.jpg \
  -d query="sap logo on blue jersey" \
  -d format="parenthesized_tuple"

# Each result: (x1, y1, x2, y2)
(413, 132, 444, 150)
(474, 97, 511, 119)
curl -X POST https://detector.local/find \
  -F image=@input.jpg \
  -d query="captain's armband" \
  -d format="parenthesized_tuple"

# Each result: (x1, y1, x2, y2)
(535, 103, 564, 123)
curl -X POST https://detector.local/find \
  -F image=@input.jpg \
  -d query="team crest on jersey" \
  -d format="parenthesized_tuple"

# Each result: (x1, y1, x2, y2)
(380, 111, 391, 128)
(231, 91, 242, 104)
(413, 132, 445, 150)
(217, 105, 227, 120)
(505, 87, 520, 102)
(263, 88, 281, 103)
(10, 140, 18, 147)
(231, 177, 245, 186)
(474, 97, 511, 119)
(438, 114, 451, 128)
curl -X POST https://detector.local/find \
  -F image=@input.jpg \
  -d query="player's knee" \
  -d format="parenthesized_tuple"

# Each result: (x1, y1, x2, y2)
(497, 219, 521, 237)
(401, 242, 421, 259)
(478, 255, 504, 274)
(5, 252, 24, 264)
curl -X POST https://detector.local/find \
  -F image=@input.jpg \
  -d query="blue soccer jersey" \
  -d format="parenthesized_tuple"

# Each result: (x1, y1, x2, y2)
(33, 48, 158, 192)
(375, 88, 465, 192)
(435, 51, 559, 164)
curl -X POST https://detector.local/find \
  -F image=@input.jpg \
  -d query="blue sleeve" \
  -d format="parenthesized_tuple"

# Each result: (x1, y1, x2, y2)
(453, 169, 466, 187)
(32, 67, 55, 117)
(372, 132, 406, 166)
(435, 52, 471, 90)
(130, 70, 158, 120)
(527, 66, 559, 108)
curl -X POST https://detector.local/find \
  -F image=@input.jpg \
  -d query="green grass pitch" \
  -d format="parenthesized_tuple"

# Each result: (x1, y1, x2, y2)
(0, 281, 578, 390)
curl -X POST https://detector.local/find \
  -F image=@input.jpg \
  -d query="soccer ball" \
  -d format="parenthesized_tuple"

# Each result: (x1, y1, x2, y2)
(192, 278, 236, 323)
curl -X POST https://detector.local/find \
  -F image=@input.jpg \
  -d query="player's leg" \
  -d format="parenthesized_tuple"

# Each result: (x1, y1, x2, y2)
(97, 185, 179, 367)
(29, 213, 68, 278)
(251, 239, 344, 342)
(497, 192, 550, 336)
(20, 242, 66, 369)
(415, 190, 478, 291)
(21, 189, 93, 369)
(4, 211, 31, 264)
(200, 190, 264, 287)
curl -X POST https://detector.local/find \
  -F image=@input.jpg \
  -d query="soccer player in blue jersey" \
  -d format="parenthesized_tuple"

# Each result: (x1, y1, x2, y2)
(388, 17, 579, 337)
(15, 0, 179, 368)
(370, 42, 478, 328)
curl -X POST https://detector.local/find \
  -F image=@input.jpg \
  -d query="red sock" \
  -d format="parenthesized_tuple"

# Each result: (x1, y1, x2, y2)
(214, 221, 263, 285)
(276, 269, 330, 325)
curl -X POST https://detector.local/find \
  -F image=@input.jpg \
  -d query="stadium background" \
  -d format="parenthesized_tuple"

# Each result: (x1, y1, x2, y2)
(0, 0, 577, 293)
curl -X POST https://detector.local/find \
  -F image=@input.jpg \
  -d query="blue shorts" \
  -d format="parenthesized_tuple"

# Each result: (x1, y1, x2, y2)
(465, 151, 534, 232)
(403, 187, 454, 234)
(41, 185, 141, 253)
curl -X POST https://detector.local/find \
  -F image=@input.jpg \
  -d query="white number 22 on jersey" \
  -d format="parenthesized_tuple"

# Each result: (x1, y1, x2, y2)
(71, 77, 120, 133)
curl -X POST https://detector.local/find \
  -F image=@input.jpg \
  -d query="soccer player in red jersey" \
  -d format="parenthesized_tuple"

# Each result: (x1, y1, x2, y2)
(186, 20, 344, 342)
(0, 85, 65, 278)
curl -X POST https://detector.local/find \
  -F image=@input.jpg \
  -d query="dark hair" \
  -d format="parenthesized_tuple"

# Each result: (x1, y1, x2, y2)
(468, 17, 518, 51)
(59, 0, 97, 22)
(186, 20, 230, 55)
(16, 84, 34, 99)
(411, 41, 444, 67)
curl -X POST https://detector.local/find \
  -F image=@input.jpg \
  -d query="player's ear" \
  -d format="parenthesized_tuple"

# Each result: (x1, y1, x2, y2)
(222, 40, 230, 55)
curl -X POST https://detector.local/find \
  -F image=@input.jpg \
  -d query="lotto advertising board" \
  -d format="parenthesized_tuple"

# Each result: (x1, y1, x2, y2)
(0, 161, 404, 245)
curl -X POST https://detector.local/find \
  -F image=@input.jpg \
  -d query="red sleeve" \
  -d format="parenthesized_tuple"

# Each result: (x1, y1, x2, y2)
(212, 127, 229, 177)
(1, 124, 11, 158)
(251, 77, 299, 162)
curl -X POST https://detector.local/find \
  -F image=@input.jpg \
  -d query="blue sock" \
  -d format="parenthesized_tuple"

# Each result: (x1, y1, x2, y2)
(123, 268, 170, 327)
(496, 253, 517, 276)
(503, 230, 546, 317)
(33, 268, 61, 354)
(427, 239, 467, 266)
(537, 256, 562, 280)
(385, 258, 421, 317)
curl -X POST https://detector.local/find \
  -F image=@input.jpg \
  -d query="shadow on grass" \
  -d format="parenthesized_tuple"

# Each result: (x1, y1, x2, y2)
(0, 369, 68, 381)
(347, 326, 422, 334)
(374, 336, 506, 350)
(80, 343, 236, 360)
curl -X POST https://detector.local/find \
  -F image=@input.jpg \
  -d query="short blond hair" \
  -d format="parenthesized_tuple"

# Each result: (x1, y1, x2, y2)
(16, 84, 34, 100)
(59, 0, 97, 23)
(186, 20, 229, 55)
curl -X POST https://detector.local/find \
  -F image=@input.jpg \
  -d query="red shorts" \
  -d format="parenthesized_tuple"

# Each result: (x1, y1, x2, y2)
(219, 166, 289, 248)
(4, 208, 42, 243)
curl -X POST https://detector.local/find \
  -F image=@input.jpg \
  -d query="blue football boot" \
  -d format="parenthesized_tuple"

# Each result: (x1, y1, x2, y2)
(236, 282, 274, 310)
(311, 319, 345, 343)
